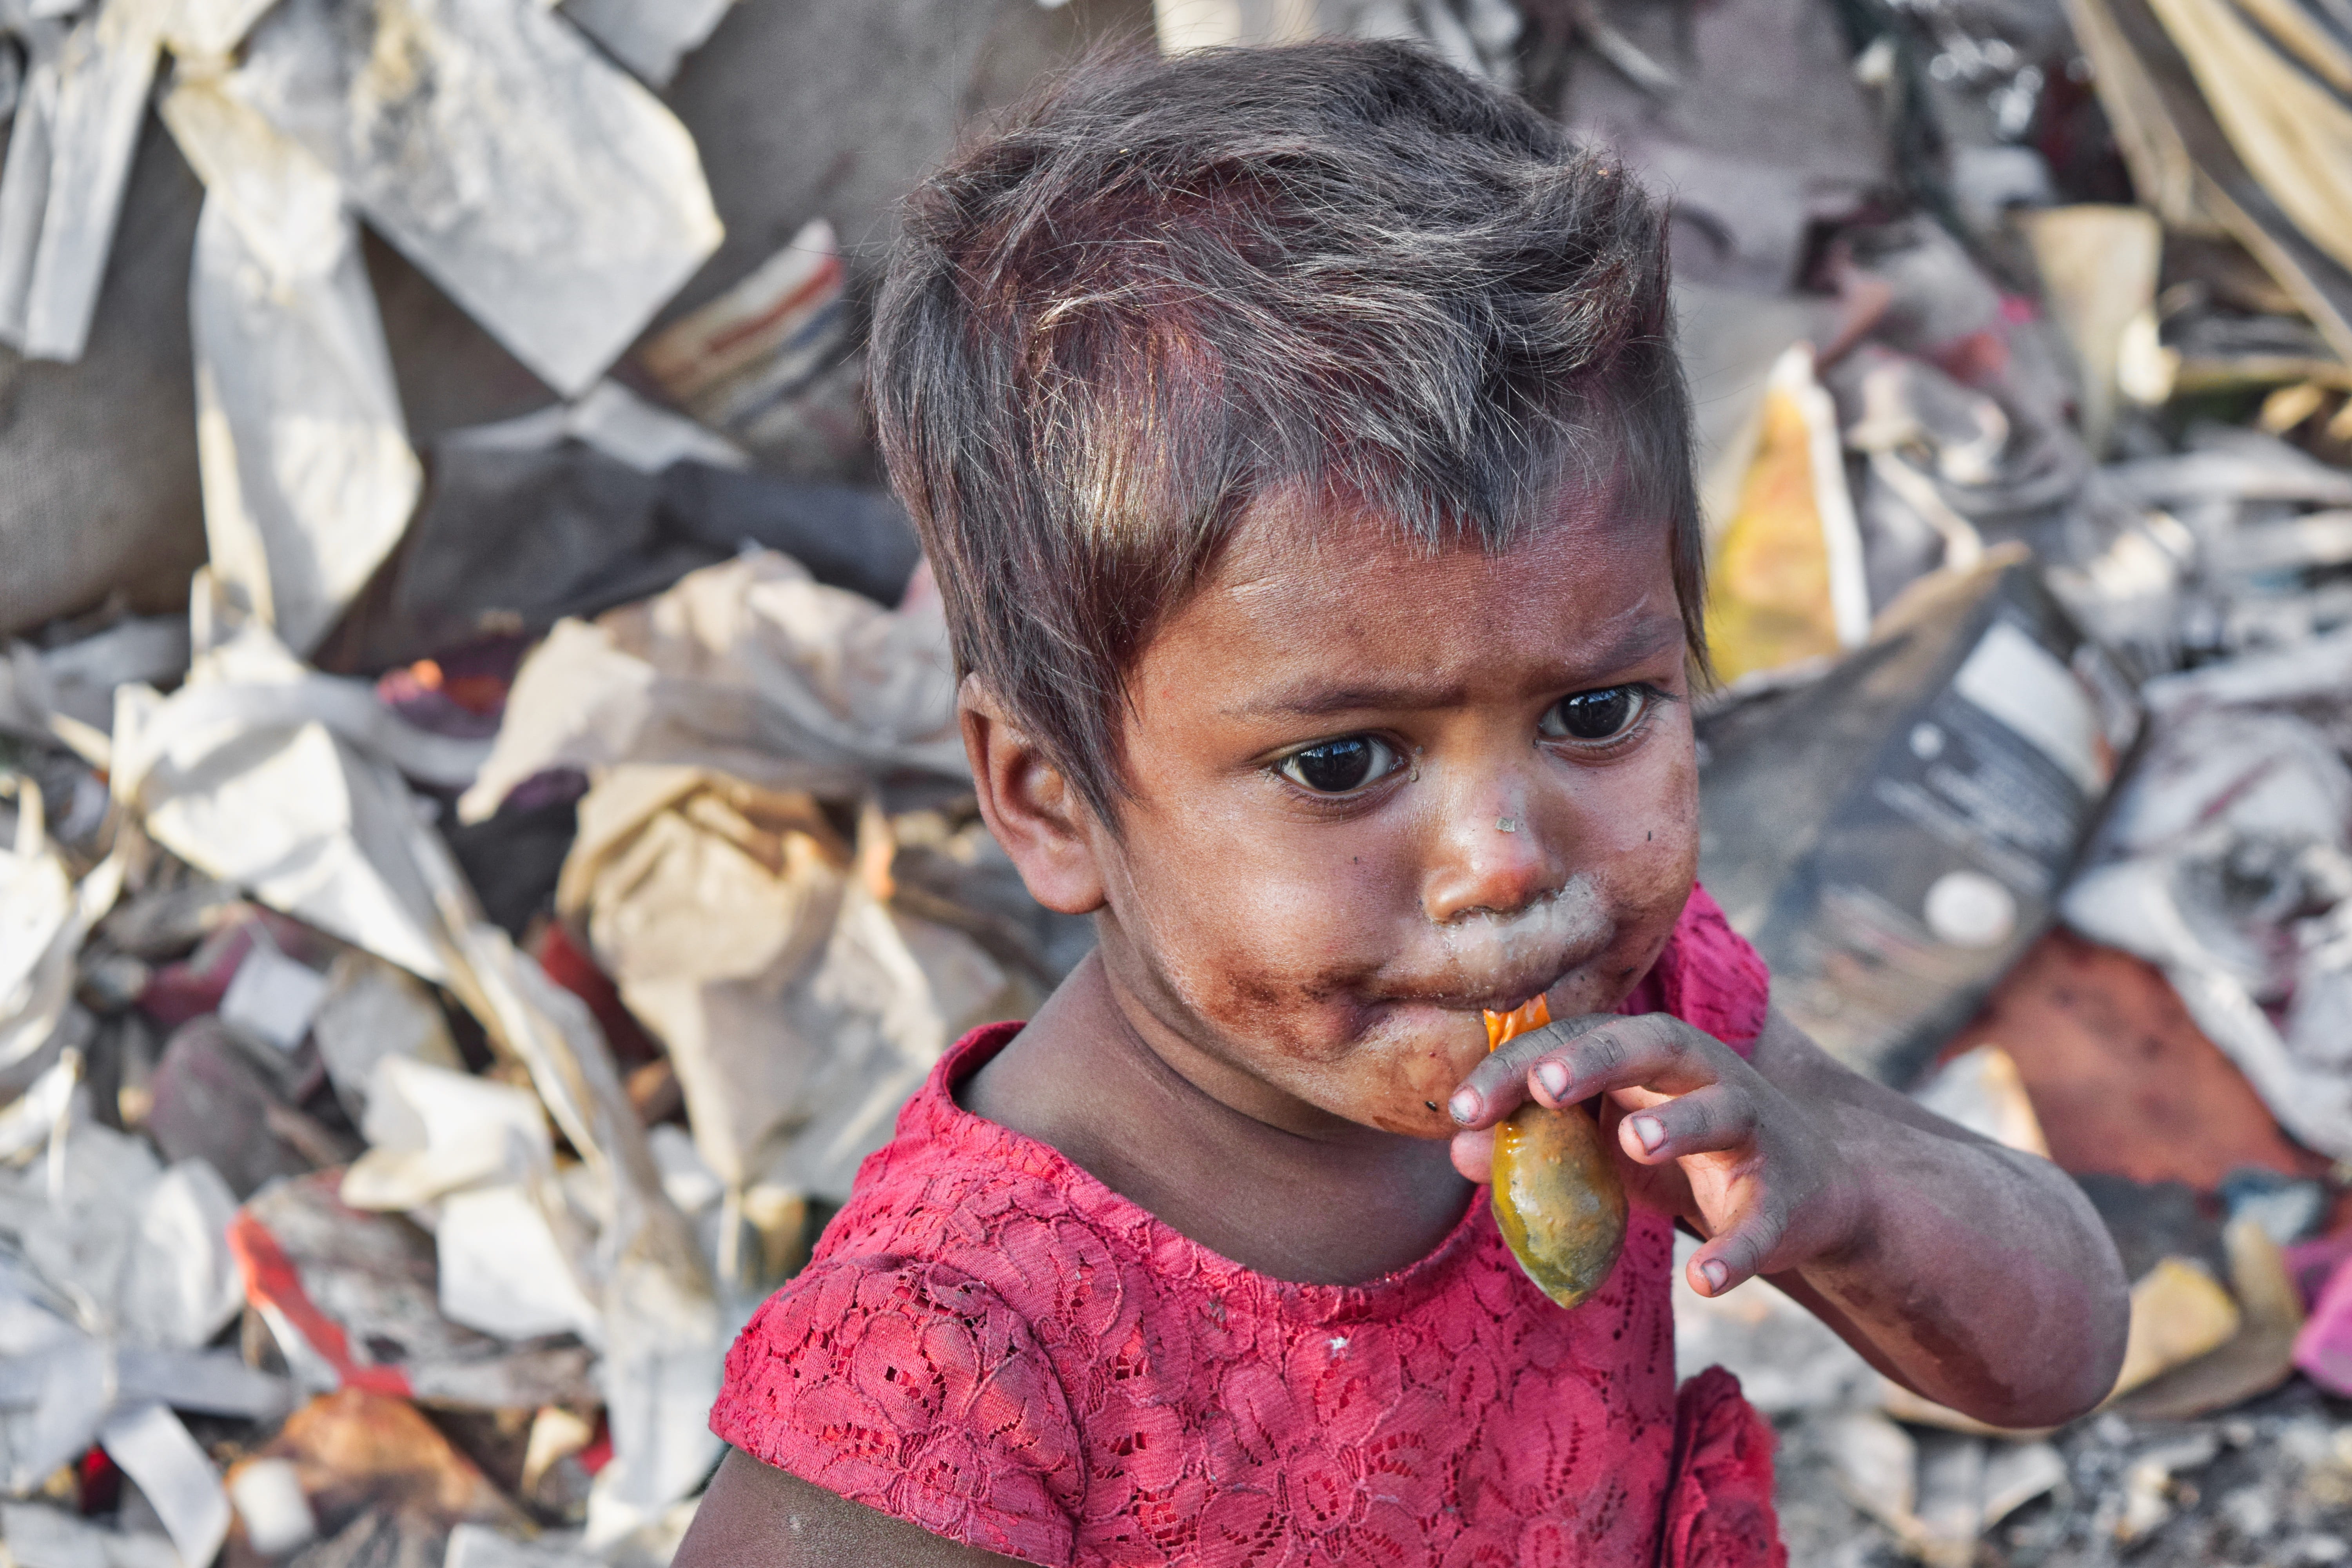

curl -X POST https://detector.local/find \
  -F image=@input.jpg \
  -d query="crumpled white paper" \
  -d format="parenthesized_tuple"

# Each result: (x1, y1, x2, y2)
(342, 1055, 553, 1212)
(111, 619, 489, 983)
(559, 766, 1019, 1200)
(111, 610, 726, 1541)
(0, 1069, 283, 1543)
(461, 550, 969, 823)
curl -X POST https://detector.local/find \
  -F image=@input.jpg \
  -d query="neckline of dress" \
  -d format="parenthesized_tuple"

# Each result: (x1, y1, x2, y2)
(902, 1020, 1499, 1327)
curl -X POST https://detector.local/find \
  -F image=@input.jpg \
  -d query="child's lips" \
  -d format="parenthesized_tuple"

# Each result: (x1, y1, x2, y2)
(1365, 969, 1569, 1017)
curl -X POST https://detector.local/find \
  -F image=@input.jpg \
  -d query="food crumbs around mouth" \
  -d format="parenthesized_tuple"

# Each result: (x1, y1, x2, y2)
(1482, 996, 1629, 1310)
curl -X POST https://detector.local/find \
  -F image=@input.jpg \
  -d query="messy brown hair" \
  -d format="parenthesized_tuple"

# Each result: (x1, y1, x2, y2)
(872, 40, 1700, 828)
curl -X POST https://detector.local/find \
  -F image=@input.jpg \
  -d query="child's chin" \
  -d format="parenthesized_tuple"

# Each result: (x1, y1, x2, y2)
(1356, 1098, 1469, 1139)
(1355, 1054, 1489, 1138)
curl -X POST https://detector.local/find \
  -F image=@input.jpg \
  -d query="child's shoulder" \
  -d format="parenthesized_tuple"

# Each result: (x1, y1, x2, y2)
(710, 1024, 1107, 1558)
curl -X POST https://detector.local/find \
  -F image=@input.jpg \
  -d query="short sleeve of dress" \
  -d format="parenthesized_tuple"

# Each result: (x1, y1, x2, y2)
(1619, 882, 1773, 1059)
(710, 1256, 1084, 1566)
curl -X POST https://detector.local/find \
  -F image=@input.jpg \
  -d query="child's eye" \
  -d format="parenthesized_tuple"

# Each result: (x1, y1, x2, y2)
(1541, 686, 1649, 743)
(1277, 736, 1401, 795)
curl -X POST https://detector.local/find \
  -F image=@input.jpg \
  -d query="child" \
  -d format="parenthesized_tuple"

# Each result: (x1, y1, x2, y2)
(674, 42, 2129, 1567)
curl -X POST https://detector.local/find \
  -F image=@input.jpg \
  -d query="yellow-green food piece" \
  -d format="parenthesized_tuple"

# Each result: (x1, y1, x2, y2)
(1490, 1099, 1628, 1309)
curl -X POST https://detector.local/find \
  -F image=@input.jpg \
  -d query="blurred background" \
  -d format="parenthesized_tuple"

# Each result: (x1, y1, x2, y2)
(1, 0, 2350, 1563)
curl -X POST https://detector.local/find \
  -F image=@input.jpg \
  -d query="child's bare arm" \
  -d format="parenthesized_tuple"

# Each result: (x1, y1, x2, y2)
(673, 1450, 1029, 1568)
(1453, 1007, 2130, 1429)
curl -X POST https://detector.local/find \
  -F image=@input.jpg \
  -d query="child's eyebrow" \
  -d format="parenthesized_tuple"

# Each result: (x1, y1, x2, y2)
(1227, 615, 1685, 720)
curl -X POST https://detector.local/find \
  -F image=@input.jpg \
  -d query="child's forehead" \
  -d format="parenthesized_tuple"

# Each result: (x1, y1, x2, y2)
(1143, 489, 1684, 701)
(1214, 479, 1667, 594)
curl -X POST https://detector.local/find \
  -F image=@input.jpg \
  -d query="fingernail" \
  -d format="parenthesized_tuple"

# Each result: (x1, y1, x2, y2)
(1535, 1062, 1570, 1098)
(1631, 1114, 1664, 1152)
(1449, 1089, 1479, 1123)
(1700, 1259, 1729, 1293)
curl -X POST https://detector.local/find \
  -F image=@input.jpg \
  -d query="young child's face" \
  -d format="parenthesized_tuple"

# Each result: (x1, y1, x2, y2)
(1091, 490, 1699, 1140)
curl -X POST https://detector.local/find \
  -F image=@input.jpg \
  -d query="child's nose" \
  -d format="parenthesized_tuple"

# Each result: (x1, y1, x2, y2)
(1419, 769, 1563, 923)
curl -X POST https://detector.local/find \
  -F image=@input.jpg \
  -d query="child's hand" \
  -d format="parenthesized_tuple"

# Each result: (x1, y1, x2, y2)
(1446, 1012, 1866, 1298)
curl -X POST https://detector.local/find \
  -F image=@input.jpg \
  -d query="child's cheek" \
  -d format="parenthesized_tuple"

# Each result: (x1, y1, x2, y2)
(1183, 960, 1486, 1135)
(1355, 1024, 1493, 1136)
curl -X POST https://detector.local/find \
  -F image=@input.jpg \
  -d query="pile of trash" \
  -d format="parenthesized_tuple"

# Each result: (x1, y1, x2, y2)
(0, 4, 1098, 1568)
(3, 0, 2352, 1564)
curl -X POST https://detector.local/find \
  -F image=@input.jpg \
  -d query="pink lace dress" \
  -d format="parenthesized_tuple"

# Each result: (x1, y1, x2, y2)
(711, 885, 1788, 1567)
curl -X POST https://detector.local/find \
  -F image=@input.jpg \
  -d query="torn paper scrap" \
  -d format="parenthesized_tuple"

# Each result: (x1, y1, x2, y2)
(310, 952, 464, 1121)
(227, 1457, 318, 1557)
(0, 792, 122, 1084)
(37, 617, 190, 735)
(340, 1056, 552, 1212)
(98, 1401, 232, 1568)
(116, 1158, 245, 1351)
(229, 0, 724, 396)
(114, 1347, 294, 1420)
(165, 76, 423, 657)
(444, 380, 749, 477)
(0, 0, 164, 362)
(434, 1183, 603, 1343)
(217, 942, 331, 1053)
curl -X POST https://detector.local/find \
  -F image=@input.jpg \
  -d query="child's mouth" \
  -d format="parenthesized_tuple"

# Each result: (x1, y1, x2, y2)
(1414, 875, 1612, 1010)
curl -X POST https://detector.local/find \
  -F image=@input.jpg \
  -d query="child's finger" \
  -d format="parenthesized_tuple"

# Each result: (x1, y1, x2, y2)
(1446, 1014, 1605, 1127)
(1450, 1126, 1495, 1182)
(1686, 1193, 1793, 1297)
(1616, 1084, 1757, 1165)
(1520, 1012, 1731, 1109)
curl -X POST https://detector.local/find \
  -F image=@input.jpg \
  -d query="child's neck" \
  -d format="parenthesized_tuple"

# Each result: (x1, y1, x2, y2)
(959, 951, 1477, 1286)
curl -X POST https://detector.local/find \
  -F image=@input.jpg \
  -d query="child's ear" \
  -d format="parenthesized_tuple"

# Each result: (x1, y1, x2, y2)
(959, 676, 1109, 916)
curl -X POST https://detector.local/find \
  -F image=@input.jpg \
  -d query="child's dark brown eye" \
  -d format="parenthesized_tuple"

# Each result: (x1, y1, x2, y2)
(1279, 736, 1398, 794)
(1541, 686, 1647, 743)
